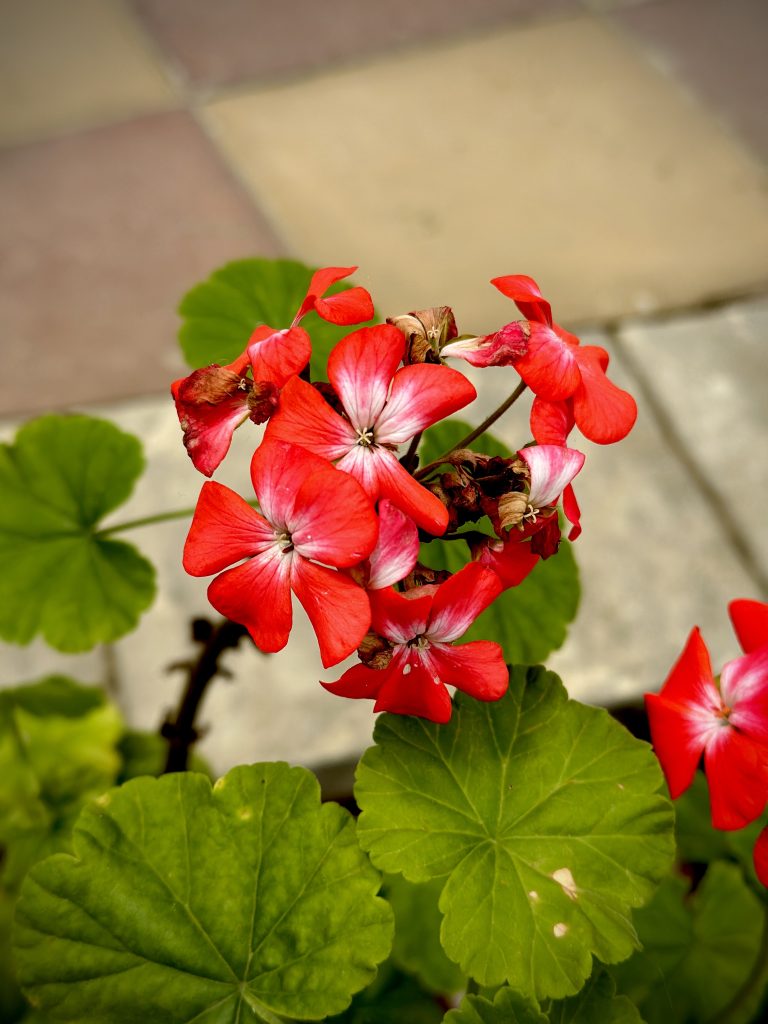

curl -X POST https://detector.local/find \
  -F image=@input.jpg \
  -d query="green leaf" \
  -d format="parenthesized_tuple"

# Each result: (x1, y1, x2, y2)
(418, 420, 580, 663)
(445, 987, 547, 1024)
(178, 257, 376, 381)
(383, 873, 465, 995)
(0, 677, 123, 890)
(327, 961, 444, 1024)
(14, 764, 394, 1023)
(1, 885, 27, 1022)
(0, 415, 155, 652)
(548, 970, 645, 1023)
(355, 668, 675, 998)
(610, 863, 766, 1024)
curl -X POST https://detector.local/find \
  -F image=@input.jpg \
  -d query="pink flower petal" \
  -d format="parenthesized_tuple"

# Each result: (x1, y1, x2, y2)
(518, 445, 585, 510)
(440, 322, 529, 367)
(705, 727, 768, 829)
(246, 325, 311, 387)
(373, 649, 453, 723)
(490, 274, 553, 326)
(250, 440, 328, 529)
(511, 323, 581, 402)
(290, 461, 379, 568)
(530, 397, 574, 446)
(719, 647, 768, 745)
(367, 500, 420, 590)
(183, 480, 275, 577)
(375, 363, 477, 443)
(572, 346, 637, 444)
(291, 557, 371, 667)
(729, 599, 768, 654)
(754, 828, 768, 888)
(370, 446, 450, 535)
(265, 375, 357, 460)
(207, 549, 293, 654)
(369, 585, 435, 644)
(427, 563, 503, 642)
(328, 324, 405, 430)
(427, 641, 508, 701)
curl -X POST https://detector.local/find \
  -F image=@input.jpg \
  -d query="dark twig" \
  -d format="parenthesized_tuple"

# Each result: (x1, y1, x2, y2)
(162, 617, 249, 773)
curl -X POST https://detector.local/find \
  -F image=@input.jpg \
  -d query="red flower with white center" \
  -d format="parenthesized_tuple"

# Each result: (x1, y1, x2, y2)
(348, 499, 420, 592)
(173, 267, 374, 477)
(265, 323, 477, 535)
(645, 620, 768, 830)
(183, 440, 378, 667)
(493, 274, 638, 446)
(321, 563, 507, 723)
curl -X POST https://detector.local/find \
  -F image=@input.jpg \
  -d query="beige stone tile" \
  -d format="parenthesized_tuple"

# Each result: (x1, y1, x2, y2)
(202, 16, 768, 329)
(0, 0, 176, 145)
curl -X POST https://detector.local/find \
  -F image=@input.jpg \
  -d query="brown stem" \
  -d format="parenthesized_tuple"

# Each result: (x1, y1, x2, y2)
(415, 380, 527, 480)
(162, 617, 249, 773)
(400, 430, 423, 473)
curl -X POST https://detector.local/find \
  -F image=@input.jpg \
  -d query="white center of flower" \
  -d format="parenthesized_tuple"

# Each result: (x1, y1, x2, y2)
(356, 426, 375, 447)
(407, 635, 430, 651)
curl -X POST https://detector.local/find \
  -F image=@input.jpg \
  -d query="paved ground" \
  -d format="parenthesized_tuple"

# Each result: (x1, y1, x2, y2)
(1, 0, 767, 775)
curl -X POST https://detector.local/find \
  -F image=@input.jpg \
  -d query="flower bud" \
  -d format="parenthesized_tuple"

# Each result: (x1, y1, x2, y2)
(388, 306, 457, 364)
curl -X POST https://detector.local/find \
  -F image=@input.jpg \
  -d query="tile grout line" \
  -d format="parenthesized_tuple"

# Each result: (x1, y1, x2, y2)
(606, 322, 768, 599)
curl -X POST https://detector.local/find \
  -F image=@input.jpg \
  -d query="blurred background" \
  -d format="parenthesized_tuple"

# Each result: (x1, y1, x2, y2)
(1, 0, 767, 775)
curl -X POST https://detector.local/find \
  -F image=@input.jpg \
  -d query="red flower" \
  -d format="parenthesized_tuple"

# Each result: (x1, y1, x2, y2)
(183, 440, 378, 667)
(491, 275, 637, 446)
(645, 621, 768, 830)
(266, 323, 476, 535)
(173, 267, 373, 477)
(322, 563, 507, 723)
(348, 499, 420, 592)
(729, 598, 768, 655)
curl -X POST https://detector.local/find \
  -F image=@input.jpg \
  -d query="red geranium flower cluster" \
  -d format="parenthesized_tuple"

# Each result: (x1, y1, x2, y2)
(175, 267, 627, 723)
(645, 599, 768, 887)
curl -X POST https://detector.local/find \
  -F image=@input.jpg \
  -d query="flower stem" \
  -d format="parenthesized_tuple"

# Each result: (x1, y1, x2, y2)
(96, 499, 260, 537)
(414, 380, 527, 480)
(162, 617, 249, 773)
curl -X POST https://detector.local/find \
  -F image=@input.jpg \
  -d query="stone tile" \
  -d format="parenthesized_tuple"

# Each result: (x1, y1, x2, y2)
(131, 0, 574, 90)
(0, 112, 284, 419)
(0, 0, 177, 146)
(456, 332, 762, 707)
(617, 297, 768, 584)
(612, 0, 768, 161)
(202, 16, 768, 330)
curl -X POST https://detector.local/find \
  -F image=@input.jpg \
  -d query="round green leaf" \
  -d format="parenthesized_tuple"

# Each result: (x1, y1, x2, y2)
(0, 415, 156, 651)
(445, 987, 547, 1024)
(609, 863, 766, 1024)
(355, 668, 675, 998)
(177, 257, 376, 381)
(548, 970, 645, 1023)
(14, 763, 394, 1023)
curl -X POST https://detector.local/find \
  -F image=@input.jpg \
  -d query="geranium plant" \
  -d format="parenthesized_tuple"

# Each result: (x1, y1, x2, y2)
(1, 259, 766, 1023)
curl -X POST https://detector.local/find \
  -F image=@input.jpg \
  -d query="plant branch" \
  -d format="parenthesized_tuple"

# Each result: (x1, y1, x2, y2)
(414, 380, 527, 479)
(96, 499, 260, 537)
(162, 617, 249, 773)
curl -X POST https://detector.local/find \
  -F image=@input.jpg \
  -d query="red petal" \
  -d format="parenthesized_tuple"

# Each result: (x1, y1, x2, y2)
(321, 662, 389, 700)
(250, 440, 329, 528)
(428, 641, 508, 701)
(291, 461, 379, 567)
(572, 346, 637, 444)
(327, 324, 404, 430)
(369, 585, 434, 643)
(266, 375, 356, 460)
(315, 286, 375, 326)
(659, 627, 718, 709)
(373, 651, 452, 723)
(247, 325, 311, 387)
(293, 265, 357, 323)
(172, 366, 251, 477)
(291, 558, 371, 667)
(754, 828, 768, 888)
(562, 483, 582, 541)
(375, 363, 477, 443)
(644, 694, 707, 799)
(719, 647, 768, 745)
(530, 397, 574, 446)
(427, 563, 503, 642)
(490, 274, 553, 326)
(472, 535, 540, 590)
(729, 599, 768, 654)
(370, 446, 450, 535)
(207, 550, 293, 653)
(705, 728, 768, 829)
(367, 500, 420, 590)
(512, 323, 581, 402)
(183, 480, 274, 577)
